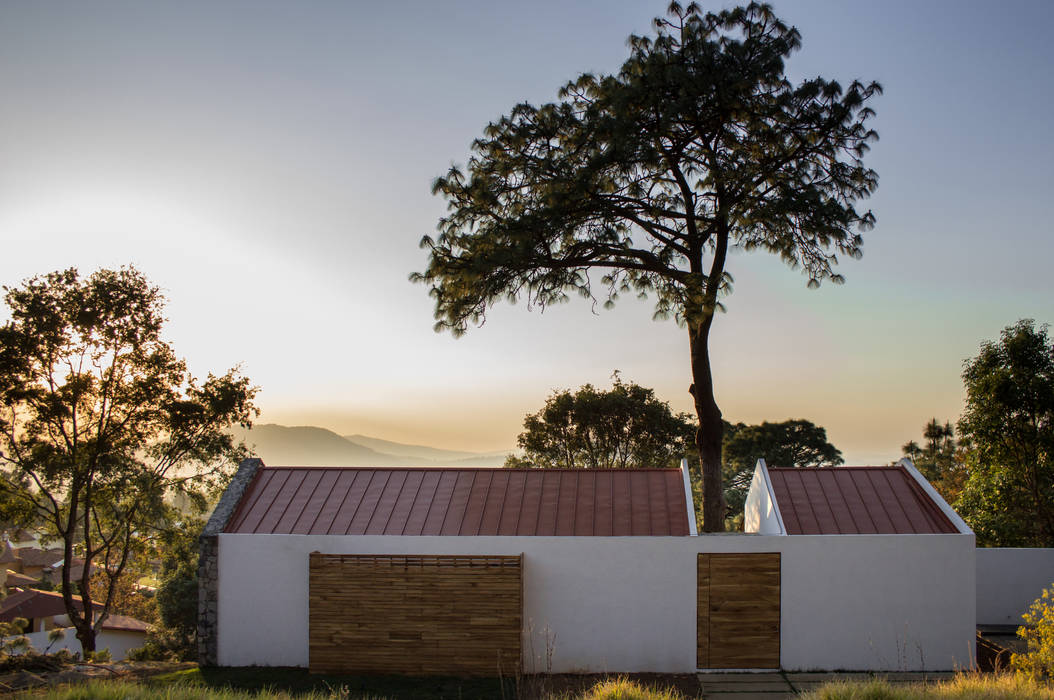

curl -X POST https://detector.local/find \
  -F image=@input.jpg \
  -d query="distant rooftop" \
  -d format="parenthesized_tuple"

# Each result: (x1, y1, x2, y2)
(767, 466, 958, 535)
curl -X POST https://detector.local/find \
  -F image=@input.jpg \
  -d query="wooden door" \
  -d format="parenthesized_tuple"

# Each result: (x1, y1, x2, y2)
(697, 552, 781, 669)
(309, 553, 522, 676)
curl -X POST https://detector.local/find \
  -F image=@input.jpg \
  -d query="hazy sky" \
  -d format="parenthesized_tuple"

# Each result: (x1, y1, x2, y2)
(1, 1, 1052, 464)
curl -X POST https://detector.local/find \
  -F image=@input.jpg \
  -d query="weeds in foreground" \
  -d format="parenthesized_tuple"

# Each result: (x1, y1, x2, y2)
(15, 680, 391, 700)
(569, 677, 686, 700)
(802, 673, 1054, 700)
(14, 670, 1054, 700)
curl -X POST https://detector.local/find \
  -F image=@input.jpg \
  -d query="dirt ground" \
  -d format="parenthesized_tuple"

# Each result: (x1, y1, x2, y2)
(0, 661, 195, 695)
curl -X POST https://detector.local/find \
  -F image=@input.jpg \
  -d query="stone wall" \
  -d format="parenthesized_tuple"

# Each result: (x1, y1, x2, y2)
(197, 458, 262, 666)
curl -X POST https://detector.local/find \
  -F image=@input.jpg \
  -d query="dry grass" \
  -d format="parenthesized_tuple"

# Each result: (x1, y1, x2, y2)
(803, 673, 1054, 700)
(547, 676, 688, 700)
(14, 682, 382, 700)
(15, 670, 1054, 700)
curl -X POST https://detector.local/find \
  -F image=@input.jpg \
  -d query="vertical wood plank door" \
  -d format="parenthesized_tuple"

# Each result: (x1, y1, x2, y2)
(309, 553, 522, 676)
(697, 552, 781, 669)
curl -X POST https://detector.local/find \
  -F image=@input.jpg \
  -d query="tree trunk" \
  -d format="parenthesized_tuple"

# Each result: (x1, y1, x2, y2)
(75, 624, 97, 655)
(688, 315, 726, 532)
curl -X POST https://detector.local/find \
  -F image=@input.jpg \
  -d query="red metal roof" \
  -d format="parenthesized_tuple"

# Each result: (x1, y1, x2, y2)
(767, 466, 959, 535)
(224, 467, 691, 536)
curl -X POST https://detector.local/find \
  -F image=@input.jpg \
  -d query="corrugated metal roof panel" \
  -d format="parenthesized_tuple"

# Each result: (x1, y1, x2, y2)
(224, 466, 691, 537)
(767, 466, 958, 535)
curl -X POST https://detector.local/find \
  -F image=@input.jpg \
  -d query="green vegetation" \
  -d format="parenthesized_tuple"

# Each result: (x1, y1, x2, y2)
(0, 266, 258, 654)
(11, 671, 1054, 700)
(11, 671, 685, 700)
(414, 1, 880, 531)
(504, 375, 695, 471)
(801, 675, 1054, 700)
(721, 419, 842, 520)
(955, 320, 1054, 547)
(901, 419, 965, 504)
(899, 320, 1054, 546)
(129, 520, 206, 661)
(564, 677, 686, 700)
(503, 375, 841, 529)
(1013, 584, 1054, 680)
(15, 681, 385, 700)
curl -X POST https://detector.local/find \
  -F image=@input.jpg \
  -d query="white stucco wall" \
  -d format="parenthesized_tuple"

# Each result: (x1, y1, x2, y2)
(6, 628, 147, 660)
(217, 531, 974, 672)
(976, 548, 1054, 625)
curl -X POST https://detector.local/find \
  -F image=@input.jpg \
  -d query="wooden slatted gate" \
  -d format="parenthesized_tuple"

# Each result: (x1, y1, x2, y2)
(309, 553, 522, 676)
(697, 552, 781, 669)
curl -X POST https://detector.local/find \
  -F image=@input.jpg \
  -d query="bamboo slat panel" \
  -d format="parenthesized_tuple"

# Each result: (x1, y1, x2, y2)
(308, 553, 522, 676)
(697, 552, 780, 669)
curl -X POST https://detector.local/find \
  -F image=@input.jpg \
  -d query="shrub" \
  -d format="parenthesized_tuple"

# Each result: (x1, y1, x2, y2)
(802, 674, 1054, 700)
(128, 627, 196, 662)
(1013, 584, 1054, 680)
(575, 677, 685, 700)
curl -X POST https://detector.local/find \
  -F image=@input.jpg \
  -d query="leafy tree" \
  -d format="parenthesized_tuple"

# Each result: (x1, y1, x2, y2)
(901, 418, 965, 502)
(414, 2, 880, 530)
(87, 562, 159, 626)
(127, 518, 203, 662)
(955, 320, 1054, 546)
(155, 519, 202, 656)
(505, 374, 695, 470)
(721, 419, 842, 521)
(0, 267, 257, 654)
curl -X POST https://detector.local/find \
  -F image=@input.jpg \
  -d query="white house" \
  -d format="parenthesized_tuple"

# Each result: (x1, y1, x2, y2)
(198, 457, 982, 674)
(0, 588, 151, 660)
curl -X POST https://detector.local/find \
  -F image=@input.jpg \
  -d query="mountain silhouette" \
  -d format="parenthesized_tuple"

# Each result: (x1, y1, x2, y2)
(234, 424, 511, 467)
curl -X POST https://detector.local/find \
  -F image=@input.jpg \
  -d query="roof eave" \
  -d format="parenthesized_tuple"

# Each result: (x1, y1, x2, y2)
(897, 458, 973, 535)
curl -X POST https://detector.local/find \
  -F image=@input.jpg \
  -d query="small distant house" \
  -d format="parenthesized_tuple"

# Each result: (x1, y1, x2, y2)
(0, 588, 151, 660)
(14, 547, 63, 579)
(3, 570, 38, 593)
(201, 458, 977, 674)
(42, 557, 94, 586)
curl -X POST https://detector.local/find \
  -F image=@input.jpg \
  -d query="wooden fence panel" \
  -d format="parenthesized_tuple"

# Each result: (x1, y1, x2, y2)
(697, 552, 780, 669)
(309, 553, 522, 676)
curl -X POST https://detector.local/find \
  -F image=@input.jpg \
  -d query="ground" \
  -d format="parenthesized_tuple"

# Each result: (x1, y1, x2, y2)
(0, 663, 961, 698)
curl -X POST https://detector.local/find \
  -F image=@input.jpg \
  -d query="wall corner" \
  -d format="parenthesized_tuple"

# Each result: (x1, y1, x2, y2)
(198, 457, 264, 666)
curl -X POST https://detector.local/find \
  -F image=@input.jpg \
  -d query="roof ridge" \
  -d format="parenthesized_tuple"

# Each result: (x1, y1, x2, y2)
(258, 465, 683, 472)
(767, 465, 899, 471)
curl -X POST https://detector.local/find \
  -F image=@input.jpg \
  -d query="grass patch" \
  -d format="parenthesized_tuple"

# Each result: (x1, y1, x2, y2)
(14, 672, 691, 700)
(16, 681, 373, 699)
(144, 666, 514, 699)
(564, 676, 687, 700)
(15, 668, 1054, 700)
(802, 673, 1054, 700)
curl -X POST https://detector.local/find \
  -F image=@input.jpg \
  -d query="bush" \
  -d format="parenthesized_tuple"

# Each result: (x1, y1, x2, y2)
(128, 627, 195, 662)
(1013, 584, 1054, 680)
(574, 678, 685, 700)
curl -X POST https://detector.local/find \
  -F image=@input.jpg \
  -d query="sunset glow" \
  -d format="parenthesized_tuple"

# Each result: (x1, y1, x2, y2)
(1, 0, 1051, 464)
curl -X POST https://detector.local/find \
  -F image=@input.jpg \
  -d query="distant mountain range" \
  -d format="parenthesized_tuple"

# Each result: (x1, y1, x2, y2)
(233, 424, 513, 468)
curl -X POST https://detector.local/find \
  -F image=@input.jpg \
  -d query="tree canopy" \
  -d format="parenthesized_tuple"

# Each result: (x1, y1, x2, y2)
(720, 419, 842, 523)
(901, 418, 965, 504)
(505, 375, 694, 470)
(0, 267, 257, 653)
(415, 2, 879, 530)
(954, 320, 1054, 547)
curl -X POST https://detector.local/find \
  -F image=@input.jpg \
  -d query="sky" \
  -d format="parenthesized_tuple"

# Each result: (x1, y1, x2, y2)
(0, 1, 1052, 464)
